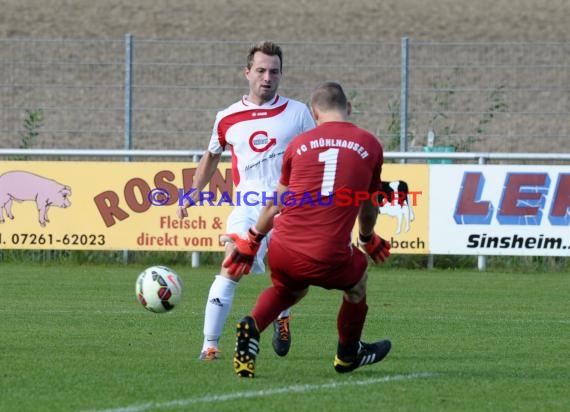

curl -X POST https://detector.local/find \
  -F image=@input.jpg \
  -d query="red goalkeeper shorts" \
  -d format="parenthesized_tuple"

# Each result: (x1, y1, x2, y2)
(267, 239, 368, 292)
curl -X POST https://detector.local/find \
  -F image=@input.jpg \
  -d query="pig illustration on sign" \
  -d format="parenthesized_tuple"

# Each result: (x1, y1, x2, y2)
(0, 171, 72, 227)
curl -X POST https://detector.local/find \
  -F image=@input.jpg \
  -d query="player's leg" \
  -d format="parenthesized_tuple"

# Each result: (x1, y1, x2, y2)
(199, 253, 241, 360)
(199, 252, 245, 361)
(228, 208, 294, 357)
(252, 286, 306, 332)
(235, 284, 307, 377)
(332, 252, 391, 372)
(199, 205, 265, 360)
(234, 315, 259, 377)
(262, 234, 296, 356)
(333, 280, 392, 373)
(272, 309, 292, 356)
(235, 241, 311, 377)
(199, 207, 248, 360)
(262, 236, 301, 357)
(336, 271, 369, 358)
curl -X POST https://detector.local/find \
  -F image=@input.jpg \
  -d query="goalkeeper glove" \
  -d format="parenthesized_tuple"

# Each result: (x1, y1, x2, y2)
(358, 232, 391, 263)
(221, 227, 266, 276)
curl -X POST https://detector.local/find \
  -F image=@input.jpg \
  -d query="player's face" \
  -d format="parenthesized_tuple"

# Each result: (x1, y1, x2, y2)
(245, 52, 282, 105)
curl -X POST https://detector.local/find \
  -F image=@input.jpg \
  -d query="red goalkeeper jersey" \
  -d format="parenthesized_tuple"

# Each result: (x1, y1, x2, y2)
(272, 121, 383, 263)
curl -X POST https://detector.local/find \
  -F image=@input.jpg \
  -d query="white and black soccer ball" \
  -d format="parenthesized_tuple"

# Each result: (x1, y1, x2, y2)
(136, 266, 183, 313)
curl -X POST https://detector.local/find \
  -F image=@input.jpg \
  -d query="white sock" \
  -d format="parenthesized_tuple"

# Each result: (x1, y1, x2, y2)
(201, 275, 238, 352)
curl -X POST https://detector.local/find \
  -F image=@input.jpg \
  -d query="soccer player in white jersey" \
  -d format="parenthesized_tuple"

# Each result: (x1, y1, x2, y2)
(177, 41, 315, 360)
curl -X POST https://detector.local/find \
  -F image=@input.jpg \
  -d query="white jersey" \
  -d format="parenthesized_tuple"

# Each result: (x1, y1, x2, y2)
(208, 95, 315, 194)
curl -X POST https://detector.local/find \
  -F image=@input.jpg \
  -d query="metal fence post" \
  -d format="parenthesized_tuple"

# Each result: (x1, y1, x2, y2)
(124, 33, 134, 158)
(400, 37, 409, 162)
(477, 155, 487, 271)
(191, 152, 201, 268)
(123, 33, 134, 264)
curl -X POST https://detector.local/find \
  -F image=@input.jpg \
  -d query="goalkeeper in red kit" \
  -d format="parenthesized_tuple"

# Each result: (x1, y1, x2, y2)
(222, 81, 392, 378)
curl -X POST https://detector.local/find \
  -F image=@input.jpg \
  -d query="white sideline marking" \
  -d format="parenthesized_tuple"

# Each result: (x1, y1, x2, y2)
(82, 372, 437, 412)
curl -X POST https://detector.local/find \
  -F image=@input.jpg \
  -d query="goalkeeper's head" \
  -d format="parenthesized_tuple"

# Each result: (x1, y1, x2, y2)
(309, 81, 352, 125)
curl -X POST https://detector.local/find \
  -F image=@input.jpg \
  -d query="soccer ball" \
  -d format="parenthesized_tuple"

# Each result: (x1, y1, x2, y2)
(136, 265, 183, 313)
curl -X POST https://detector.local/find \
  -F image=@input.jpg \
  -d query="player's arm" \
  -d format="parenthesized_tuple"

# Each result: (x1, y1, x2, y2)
(358, 161, 391, 263)
(357, 197, 391, 264)
(221, 182, 287, 276)
(358, 196, 379, 238)
(176, 151, 222, 218)
(253, 182, 286, 234)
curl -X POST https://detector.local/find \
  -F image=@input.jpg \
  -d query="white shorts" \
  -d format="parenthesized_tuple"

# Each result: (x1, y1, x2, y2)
(226, 204, 271, 274)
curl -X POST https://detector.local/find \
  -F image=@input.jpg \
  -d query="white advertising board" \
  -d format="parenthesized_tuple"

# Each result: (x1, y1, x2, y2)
(429, 165, 570, 256)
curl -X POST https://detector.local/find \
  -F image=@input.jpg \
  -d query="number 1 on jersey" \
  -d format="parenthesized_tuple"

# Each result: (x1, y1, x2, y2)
(318, 148, 339, 196)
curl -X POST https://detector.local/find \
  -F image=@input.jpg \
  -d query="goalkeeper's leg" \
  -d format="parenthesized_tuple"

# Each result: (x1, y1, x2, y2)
(334, 271, 391, 372)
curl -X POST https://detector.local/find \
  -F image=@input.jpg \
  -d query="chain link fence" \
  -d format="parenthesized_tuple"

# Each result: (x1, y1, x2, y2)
(408, 41, 570, 153)
(1, 37, 569, 153)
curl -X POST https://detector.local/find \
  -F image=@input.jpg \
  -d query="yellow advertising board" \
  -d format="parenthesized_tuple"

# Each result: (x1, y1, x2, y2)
(0, 161, 232, 250)
(366, 163, 428, 254)
(0, 161, 429, 253)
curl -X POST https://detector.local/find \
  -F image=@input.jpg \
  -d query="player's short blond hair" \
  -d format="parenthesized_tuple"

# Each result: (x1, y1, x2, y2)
(247, 41, 283, 72)
(311, 82, 348, 112)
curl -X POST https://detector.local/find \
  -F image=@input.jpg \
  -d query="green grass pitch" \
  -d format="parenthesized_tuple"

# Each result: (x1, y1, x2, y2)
(0, 262, 568, 412)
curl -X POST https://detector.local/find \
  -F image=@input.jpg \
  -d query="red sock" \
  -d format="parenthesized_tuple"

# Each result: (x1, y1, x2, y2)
(337, 297, 368, 357)
(251, 287, 297, 332)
